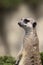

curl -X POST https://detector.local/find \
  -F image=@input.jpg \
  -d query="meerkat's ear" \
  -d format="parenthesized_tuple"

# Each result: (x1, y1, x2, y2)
(33, 22, 37, 28)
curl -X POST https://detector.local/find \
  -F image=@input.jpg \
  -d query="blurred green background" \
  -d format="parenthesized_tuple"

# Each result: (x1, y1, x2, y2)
(0, 0, 22, 8)
(0, 0, 43, 9)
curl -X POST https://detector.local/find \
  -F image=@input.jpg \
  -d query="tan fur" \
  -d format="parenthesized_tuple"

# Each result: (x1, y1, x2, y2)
(17, 29, 42, 65)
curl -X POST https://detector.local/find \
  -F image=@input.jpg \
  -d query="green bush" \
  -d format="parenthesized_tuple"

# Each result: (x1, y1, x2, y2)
(0, 56, 16, 65)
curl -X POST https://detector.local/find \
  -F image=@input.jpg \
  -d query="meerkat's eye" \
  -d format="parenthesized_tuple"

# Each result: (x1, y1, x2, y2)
(24, 19, 30, 24)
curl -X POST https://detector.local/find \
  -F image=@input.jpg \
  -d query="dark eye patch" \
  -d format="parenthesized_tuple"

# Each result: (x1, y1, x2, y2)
(33, 22, 37, 28)
(24, 19, 30, 23)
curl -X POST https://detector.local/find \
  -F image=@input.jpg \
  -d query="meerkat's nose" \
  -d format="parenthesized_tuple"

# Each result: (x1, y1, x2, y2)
(18, 22, 21, 25)
(18, 22, 22, 27)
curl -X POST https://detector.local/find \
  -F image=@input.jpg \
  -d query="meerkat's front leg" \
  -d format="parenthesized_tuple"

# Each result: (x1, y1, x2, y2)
(15, 53, 22, 65)
(15, 47, 23, 65)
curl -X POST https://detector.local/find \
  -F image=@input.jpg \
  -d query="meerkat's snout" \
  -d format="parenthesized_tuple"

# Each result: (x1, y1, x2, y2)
(18, 18, 32, 28)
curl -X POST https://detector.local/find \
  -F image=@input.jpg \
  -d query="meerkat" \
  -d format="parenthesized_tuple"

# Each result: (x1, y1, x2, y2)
(15, 18, 42, 65)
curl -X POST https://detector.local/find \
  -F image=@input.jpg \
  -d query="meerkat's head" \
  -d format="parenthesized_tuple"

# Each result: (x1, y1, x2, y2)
(18, 18, 37, 32)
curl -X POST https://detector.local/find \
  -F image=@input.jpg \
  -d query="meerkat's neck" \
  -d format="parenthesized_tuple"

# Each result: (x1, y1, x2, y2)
(24, 28, 37, 41)
(25, 27, 37, 36)
(25, 28, 33, 36)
